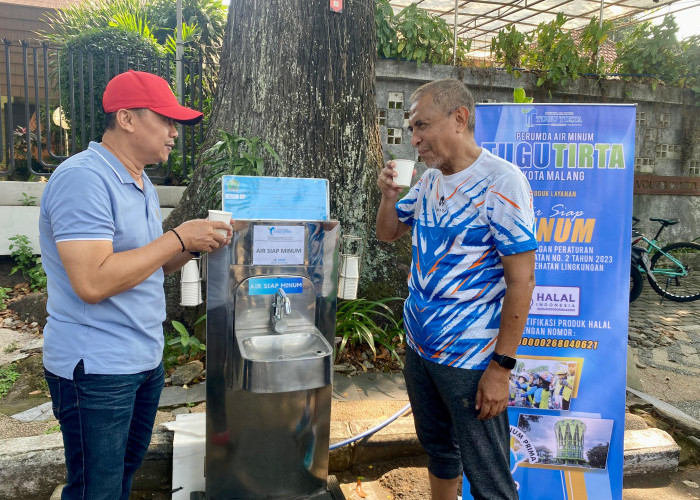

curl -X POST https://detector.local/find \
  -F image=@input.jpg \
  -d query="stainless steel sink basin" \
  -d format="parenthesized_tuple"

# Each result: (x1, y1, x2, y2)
(240, 332, 332, 361)
(236, 330, 332, 393)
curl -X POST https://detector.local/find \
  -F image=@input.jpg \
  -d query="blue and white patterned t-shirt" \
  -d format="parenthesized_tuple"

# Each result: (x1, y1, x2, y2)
(396, 148, 537, 369)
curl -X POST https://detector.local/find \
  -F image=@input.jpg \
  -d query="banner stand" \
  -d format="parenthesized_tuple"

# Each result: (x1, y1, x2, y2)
(463, 103, 636, 500)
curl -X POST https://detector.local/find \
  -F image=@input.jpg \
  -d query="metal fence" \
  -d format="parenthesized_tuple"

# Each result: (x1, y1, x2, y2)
(0, 39, 209, 184)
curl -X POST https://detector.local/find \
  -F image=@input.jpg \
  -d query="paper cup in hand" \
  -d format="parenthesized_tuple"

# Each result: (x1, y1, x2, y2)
(393, 159, 415, 187)
(208, 209, 232, 237)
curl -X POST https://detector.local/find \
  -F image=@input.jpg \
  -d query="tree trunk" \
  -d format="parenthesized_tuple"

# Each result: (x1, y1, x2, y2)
(165, 0, 409, 322)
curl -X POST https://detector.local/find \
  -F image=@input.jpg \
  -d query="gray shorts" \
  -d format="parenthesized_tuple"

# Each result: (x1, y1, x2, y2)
(404, 346, 518, 500)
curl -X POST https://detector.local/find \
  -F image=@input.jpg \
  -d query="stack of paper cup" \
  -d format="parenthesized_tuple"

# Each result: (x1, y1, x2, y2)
(180, 259, 202, 306)
(208, 209, 233, 236)
(343, 256, 360, 278)
(338, 255, 360, 300)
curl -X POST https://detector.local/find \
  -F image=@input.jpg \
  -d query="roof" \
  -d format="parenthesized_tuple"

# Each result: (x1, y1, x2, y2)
(388, 0, 697, 56)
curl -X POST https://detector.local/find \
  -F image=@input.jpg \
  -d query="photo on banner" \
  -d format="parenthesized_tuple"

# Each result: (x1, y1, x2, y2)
(466, 103, 636, 500)
(509, 355, 583, 411)
(515, 414, 614, 471)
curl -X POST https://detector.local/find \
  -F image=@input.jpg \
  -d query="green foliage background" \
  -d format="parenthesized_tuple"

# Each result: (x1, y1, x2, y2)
(490, 12, 699, 94)
(375, 0, 470, 66)
(39, 0, 227, 150)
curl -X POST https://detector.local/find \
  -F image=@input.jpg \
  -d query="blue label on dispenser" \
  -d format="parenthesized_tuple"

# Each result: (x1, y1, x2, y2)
(248, 277, 304, 295)
(222, 175, 329, 221)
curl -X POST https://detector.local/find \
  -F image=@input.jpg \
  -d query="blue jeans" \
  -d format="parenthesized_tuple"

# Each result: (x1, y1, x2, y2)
(45, 360, 164, 500)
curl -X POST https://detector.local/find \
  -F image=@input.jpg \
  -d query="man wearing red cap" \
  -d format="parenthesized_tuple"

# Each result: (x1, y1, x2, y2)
(39, 70, 228, 499)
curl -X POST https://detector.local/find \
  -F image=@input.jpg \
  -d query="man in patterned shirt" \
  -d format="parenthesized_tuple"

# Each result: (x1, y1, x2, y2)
(376, 79, 537, 500)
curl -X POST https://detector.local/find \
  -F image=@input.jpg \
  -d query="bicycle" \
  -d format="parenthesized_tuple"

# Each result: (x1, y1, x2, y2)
(630, 217, 700, 302)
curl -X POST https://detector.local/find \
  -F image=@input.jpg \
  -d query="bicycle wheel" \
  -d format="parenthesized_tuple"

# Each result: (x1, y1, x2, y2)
(630, 265, 644, 302)
(648, 242, 700, 302)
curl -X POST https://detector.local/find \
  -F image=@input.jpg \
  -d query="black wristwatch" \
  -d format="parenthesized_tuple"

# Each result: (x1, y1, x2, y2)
(491, 352, 517, 370)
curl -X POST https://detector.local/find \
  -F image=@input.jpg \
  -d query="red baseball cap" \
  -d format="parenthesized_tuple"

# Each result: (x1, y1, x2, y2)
(102, 70, 203, 125)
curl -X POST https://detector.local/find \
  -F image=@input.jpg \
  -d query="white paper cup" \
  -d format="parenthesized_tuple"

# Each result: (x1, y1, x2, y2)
(208, 209, 233, 237)
(181, 259, 200, 282)
(393, 159, 415, 187)
(341, 256, 360, 279)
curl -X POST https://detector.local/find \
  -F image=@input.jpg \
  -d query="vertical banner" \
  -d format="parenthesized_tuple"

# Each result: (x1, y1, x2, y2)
(466, 104, 636, 500)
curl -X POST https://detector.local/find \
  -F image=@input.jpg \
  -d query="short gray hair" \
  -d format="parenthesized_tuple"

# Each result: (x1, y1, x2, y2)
(411, 79, 475, 131)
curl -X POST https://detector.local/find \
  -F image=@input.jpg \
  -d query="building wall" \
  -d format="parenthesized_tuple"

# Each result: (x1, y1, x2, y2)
(375, 60, 700, 242)
(0, 0, 69, 161)
(0, 1, 68, 98)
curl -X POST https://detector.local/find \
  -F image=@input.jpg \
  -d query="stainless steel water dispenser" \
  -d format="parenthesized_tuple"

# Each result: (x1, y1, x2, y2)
(205, 220, 340, 499)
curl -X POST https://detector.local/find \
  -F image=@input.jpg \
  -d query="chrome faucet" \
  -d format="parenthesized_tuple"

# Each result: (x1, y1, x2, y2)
(271, 288, 291, 333)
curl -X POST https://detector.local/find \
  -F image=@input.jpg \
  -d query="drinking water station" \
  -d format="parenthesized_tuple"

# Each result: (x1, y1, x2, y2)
(197, 176, 345, 499)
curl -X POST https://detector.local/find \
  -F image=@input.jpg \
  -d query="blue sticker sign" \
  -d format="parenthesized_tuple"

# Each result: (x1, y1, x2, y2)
(463, 104, 636, 500)
(221, 175, 329, 221)
(248, 277, 304, 295)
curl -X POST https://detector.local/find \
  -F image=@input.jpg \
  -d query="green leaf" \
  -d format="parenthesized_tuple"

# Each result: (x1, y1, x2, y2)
(172, 321, 190, 339)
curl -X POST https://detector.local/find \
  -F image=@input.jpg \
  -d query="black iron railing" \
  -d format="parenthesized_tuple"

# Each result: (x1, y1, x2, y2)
(0, 39, 209, 184)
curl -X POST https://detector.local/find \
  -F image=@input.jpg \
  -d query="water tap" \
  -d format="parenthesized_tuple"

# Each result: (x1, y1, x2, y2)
(271, 288, 291, 333)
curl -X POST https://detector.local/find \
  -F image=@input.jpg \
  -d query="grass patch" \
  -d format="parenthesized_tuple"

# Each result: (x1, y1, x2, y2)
(0, 364, 20, 398)
(3, 341, 20, 354)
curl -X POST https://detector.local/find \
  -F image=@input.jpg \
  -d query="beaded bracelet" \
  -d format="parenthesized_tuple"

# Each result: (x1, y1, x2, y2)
(169, 228, 186, 253)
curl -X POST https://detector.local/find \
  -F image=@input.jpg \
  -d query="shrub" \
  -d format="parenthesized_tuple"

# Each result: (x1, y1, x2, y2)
(55, 27, 166, 146)
(616, 16, 681, 83)
(8, 235, 46, 291)
(201, 130, 281, 204)
(164, 315, 206, 370)
(0, 365, 20, 399)
(335, 297, 405, 367)
(375, 0, 470, 66)
(523, 13, 585, 89)
(491, 25, 526, 73)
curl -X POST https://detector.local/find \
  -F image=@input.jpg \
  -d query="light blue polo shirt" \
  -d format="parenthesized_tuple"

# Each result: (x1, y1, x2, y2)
(39, 142, 166, 379)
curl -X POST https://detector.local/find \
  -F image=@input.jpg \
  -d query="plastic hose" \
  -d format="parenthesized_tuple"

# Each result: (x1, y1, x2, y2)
(329, 403, 412, 450)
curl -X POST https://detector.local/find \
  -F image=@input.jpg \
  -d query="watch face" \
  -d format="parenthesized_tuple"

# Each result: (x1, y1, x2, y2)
(501, 356, 516, 370)
(494, 353, 516, 369)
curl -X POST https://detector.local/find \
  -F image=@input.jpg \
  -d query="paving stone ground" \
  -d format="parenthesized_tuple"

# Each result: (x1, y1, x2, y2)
(628, 286, 700, 420)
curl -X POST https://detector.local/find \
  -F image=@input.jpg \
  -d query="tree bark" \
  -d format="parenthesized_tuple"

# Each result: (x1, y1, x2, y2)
(165, 0, 409, 322)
